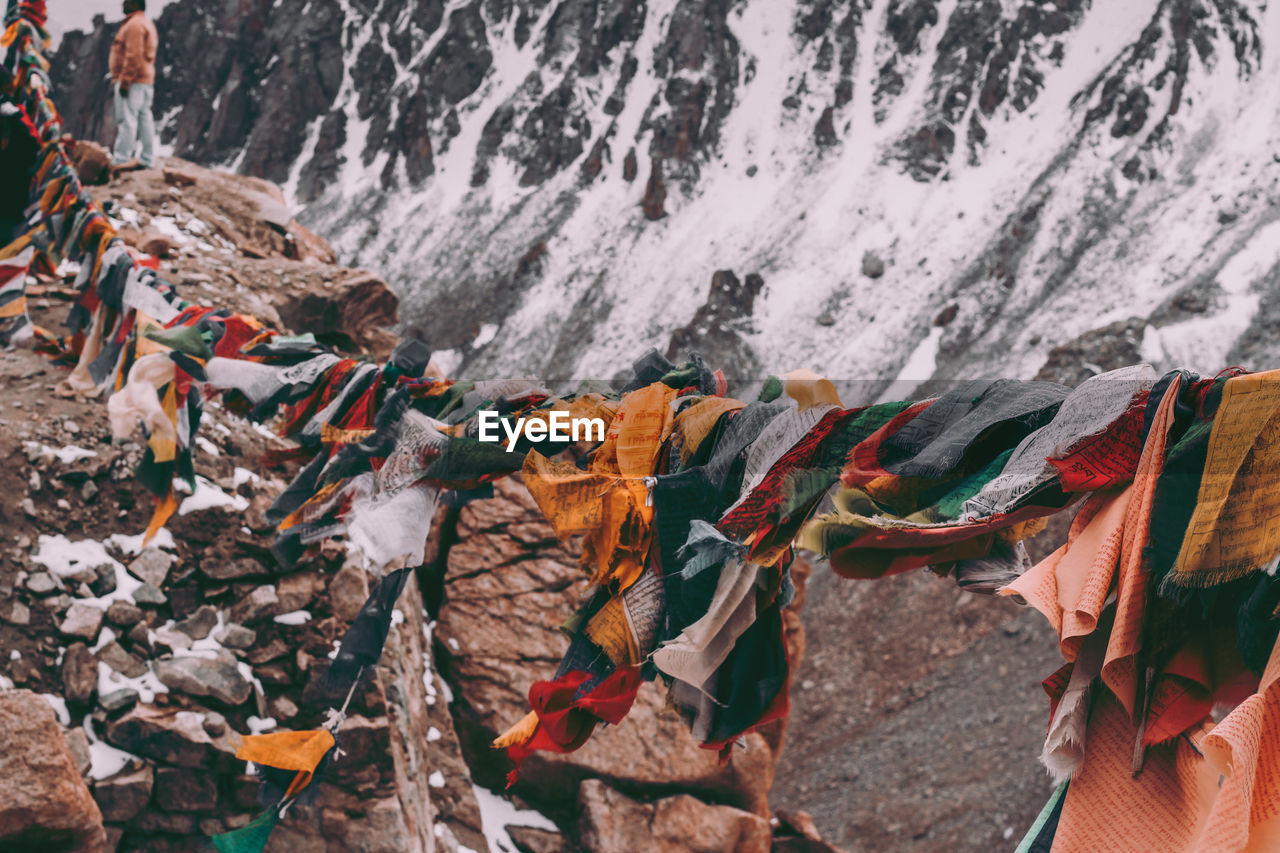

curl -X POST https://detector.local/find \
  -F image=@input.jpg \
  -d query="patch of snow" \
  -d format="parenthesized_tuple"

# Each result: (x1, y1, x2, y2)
(472, 783, 558, 853)
(875, 326, 944, 403)
(428, 770, 446, 788)
(41, 694, 70, 726)
(33, 535, 119, 577)
(179, 476, 251, 516)
(247, 715, 277, 735)
(106, 527, 176, 556)
(23, 442, 98, 464)
(195, 436, 220, 456)
(83, 716, 137, 781)
(97, 660, 168, 705)
(273, 610, 312, 626)
(233, 467, 261, 488)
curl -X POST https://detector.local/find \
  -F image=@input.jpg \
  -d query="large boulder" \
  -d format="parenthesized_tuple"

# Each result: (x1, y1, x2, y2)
(0, 690, 107, 851)
(576, 779, 771, 853)
(66, 138, 111, 186)
(434, 477, 802, 817)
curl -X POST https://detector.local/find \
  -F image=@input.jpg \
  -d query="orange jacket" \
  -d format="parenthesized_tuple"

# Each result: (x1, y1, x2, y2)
(109, 12, 158, 86)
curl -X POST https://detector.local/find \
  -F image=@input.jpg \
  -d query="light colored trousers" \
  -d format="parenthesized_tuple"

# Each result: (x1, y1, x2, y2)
(112, 82, 156, 168)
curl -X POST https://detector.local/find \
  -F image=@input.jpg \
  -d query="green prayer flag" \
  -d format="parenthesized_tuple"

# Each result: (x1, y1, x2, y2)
(211, 808, 279, 853)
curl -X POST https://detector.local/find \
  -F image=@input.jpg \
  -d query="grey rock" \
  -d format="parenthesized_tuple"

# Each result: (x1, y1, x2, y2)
(174, 604, 218, 641)
(39, 593, 73, 614)
(0, 600, 29, 626)
(105, 601, 144, 627)
(99, 641, 148, 679)
(99, 688, 140, 716)
(227, 585, 278, 625)
(61, 643, 97, 705)
(89, 563, 116, 596)
(63, 727, 92, 777)
(861, 252, 886, 279)
(25, 571, 62, 596)
(216, 623, 256, 650)
(59, 603, 104, 642)
(154, 657, 252, 706)
(132, 583, 167, 606)
(201, 559, 267, 581)
(128, 548, 174, 587)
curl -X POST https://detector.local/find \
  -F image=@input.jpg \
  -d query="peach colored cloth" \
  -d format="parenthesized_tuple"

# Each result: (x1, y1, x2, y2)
(1004, 375, 1181, 714)
(1049, 691, 1220, 852)
(1050, 635, 1280, 853)
(1198, 636, 1280, 851)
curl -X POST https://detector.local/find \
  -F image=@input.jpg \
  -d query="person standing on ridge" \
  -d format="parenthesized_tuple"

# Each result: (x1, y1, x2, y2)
(109, 0, 159, 171)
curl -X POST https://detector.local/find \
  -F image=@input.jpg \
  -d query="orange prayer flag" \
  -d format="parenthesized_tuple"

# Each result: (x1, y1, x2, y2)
(237, 729, 335, 774)
(143, 490, 178, 547)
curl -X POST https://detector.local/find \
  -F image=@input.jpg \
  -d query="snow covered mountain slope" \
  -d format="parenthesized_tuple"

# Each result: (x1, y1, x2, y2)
(52, 0, 1280, 397)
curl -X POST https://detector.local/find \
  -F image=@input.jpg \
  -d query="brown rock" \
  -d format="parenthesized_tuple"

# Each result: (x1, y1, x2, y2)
(68, 138, 111, 186)
(641, 157, 666, 220)
(162, 165, 199, 187)
(139, 231, 178, 259)
(814, 106, 838, 147)
(508, 826, 570, 853)
(576, 780, 770, 853)
(105, 601, 143, 627)
(274, 270, 399, 353)
(62, 642, 98, 705)
(92, 765, 154, 823)
(153, 767, 218, 813)
(203, 558, 267, 581)
(276, 570, 324, 613)
(133, 809, 198, 835)
(0, 690, 107, 851)
(0, 599, 30, 625)
(771, 808, 847, 853)
(327, 560, 370, 623)
(227, 585, 278, 625)
(105, 706, 239, 770)
(246, 638, 289, 665)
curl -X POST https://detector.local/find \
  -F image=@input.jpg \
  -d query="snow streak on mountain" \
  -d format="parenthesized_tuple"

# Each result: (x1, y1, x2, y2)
(53, 0, 1279, 397)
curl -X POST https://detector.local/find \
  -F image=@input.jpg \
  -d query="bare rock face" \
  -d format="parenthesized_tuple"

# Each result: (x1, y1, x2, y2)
(769, 565, 1061, 852)
(434, 477, 787, 818)
(576, 779, 772, 853)
(0, 690, 107, 852)
(273, 270, 401, 357)
(665, 268, 766, 383)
